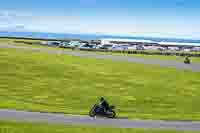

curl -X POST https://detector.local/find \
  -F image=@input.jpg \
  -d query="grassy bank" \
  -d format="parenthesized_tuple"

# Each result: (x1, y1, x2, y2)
(0, 38, 65, 50)
(0, 48, 200, 120)
(0, 121, 199, 133)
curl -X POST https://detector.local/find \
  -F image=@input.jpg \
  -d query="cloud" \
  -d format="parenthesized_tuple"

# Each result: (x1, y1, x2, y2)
(0, 11, 24, 31)
(0, 10, 81, 33)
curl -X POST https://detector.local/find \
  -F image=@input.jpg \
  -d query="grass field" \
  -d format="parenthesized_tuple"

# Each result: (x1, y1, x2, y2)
(0, 38, 68, 50)
(0, 48, 200, 120)
(0, 38, 55, 49)
(0, 121, 199, 133)
(0, 38, 42, 44)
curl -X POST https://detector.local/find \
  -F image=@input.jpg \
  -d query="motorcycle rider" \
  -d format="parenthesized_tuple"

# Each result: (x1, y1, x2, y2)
(99, 97, 110, 113)
(184, 56, 191, 63)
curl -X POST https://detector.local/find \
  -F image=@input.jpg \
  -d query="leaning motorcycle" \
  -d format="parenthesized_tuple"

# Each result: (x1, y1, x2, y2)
(184, 58, 191, 64)
(89, 104, 116, 118)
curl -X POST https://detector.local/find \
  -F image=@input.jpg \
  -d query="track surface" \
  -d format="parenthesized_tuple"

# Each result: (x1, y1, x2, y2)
(0, 109, 200, 131)
(0, 44, 200, 72)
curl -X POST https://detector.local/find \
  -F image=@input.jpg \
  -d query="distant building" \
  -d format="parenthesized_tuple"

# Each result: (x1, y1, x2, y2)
(100, 38, 200, 51)
(191, 47, 200, 52)
(101, 38, 156, 45)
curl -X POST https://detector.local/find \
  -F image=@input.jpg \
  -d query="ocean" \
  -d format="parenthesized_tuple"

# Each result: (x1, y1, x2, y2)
(0, 31, 200, 44)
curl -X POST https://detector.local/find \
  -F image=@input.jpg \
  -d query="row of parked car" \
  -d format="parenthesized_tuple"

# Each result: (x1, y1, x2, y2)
(54, 41, 111, 50)
(77, 44, 143, 51)
(77, 44, 164, 51)
(43, 41, 200, 52)
(78, 44, 200, 52)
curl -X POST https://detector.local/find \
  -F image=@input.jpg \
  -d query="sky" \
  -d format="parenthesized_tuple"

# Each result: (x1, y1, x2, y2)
(0, 0, 200, 39)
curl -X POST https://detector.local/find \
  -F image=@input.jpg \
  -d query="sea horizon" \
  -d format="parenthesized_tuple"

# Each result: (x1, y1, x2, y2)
(0, 31, 200, 44)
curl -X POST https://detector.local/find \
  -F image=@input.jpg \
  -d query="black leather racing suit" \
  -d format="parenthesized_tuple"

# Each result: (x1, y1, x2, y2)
(99, 100, 109, 112)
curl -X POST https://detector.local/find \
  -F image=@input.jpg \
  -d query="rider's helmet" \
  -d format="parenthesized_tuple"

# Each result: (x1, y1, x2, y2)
(100, 97, 104, 102)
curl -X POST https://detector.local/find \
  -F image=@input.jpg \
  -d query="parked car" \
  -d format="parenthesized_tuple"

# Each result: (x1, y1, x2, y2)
(67, 41, 82, 48)
(111, 45, 129, 51)
(78, 44, 96, 50)
(183, 48, 191, 52)
(47, 41, 61, 47)
(136, 45, 145, 50)
(59, 42, 70, 48)
(167, 47, 180, 51)
(157, 47, 166, 51)
(128, 45, 137, 50)
(99, 44, 114, 50)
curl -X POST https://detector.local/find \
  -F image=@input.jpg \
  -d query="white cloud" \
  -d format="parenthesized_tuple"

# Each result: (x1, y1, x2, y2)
(0, 10, 82, 33)
(0, 11, 32, 31)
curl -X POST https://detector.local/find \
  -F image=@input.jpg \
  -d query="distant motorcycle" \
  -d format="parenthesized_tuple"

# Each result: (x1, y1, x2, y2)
(89, 104, 116, 118)
(184, 57, 191, 64)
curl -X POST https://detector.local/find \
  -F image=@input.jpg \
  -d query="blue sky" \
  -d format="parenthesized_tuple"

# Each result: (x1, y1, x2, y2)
(0, 0, 200, 39)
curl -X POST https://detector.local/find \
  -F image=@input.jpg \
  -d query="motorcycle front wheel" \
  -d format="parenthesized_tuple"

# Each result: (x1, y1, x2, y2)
(108, 110, 116, 118)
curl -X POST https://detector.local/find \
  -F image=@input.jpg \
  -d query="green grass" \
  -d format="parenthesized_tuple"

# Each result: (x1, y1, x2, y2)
(0, 121, 199, 133)
(0, 38, 43, 47)
(0, 38, 65, 50)
(0, 38, 42, 44)
(0, 48, 200, 120)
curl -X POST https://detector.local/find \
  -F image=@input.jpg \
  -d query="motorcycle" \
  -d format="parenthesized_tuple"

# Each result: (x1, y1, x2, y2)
(184, 58, 191, 64)
(89, 104, 116, 118)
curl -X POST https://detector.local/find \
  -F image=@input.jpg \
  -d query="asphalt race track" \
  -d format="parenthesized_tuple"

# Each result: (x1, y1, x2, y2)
(0, 109, 200, 131)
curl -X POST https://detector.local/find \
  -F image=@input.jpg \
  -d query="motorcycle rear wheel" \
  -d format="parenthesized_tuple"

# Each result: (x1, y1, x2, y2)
(108, 111, 116, 118)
